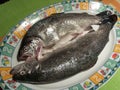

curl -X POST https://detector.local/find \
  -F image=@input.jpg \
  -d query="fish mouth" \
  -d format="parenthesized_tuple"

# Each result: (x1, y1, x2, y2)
(18, 53, 33, 61)
(12, 74, 26, 82)
(10, 68, 18, 76)
(17, 45, 42, 61)
(10, 65, 22, 76)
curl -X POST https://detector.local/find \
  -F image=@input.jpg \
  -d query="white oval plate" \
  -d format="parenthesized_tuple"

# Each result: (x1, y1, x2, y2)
(0, 0, 120, 90)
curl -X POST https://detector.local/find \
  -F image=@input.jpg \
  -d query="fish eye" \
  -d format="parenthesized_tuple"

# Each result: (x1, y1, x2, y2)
(24, 47, 29, 52)
(20, 71, 26, 75)
(24, 48, 27, 51)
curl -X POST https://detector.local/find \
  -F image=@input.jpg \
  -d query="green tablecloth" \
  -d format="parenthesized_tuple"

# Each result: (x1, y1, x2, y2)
(0, 0, 120, 90)
(0, 0, 62, 36)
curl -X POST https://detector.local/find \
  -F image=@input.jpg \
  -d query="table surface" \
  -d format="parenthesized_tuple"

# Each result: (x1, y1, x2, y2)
(0, 0, 120, 90)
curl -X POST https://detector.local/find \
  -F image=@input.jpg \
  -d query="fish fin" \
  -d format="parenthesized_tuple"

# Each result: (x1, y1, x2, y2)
(85, 26, 93, 31)
(81, 12, 89, 15)
(85, 26, 96, 33)
(43, 43, 55, 49)
(88, 30, 95, 33)
(70, 33, 82, 41)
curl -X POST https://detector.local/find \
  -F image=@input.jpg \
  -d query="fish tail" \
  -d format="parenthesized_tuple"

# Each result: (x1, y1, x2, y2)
(96, 10, 112, 18)
(101, 14, 117, 25)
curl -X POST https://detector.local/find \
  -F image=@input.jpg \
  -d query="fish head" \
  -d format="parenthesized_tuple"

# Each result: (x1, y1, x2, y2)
(17, 37, 42, 61)
(10, 60, 40, 82)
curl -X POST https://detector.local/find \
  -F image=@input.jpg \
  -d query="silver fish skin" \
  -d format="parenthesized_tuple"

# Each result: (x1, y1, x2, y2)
(10, 14, 117, 84)
(18, 11, 112, 62)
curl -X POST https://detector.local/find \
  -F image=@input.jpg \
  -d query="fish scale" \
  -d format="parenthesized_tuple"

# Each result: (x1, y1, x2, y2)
(17, 11, 112, 62)
(10, 14, 117, 84)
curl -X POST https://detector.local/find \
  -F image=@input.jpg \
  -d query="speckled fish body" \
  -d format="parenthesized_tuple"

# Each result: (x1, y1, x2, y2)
(10, 14, 117, 84)
(17, 11, 112, 62)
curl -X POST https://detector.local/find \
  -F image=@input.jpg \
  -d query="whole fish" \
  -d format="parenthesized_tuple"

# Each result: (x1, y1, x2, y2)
(18, 11, 112, 62)
(10, 14, 117, 84)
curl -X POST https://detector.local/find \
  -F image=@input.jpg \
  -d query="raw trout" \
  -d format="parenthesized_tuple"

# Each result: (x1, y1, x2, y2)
(18, 11, 112, 62)
(10, 14, 117, 84)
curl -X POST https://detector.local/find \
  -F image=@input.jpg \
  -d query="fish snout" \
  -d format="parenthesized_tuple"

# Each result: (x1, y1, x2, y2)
(10, 63, 24, 75)
(10, 68, 16, 75)
(10, 67, 19, 75)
